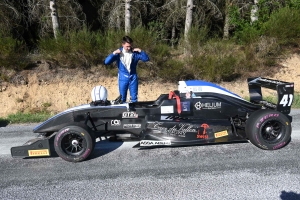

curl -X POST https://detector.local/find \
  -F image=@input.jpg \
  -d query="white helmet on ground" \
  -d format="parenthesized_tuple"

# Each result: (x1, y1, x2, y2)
(91, 85, 108, 102)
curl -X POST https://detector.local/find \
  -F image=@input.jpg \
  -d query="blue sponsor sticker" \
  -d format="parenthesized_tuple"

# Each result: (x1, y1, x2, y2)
(181, 101, 190, 111)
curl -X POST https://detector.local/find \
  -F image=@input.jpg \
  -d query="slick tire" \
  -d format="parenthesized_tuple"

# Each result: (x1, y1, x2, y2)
(246, 109, 291, 150)
(54, 125, 95, 162)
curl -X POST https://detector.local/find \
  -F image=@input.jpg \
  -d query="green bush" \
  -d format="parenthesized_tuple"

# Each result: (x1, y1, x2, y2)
(233, 24, 262, 44)
(189, 40, 243, 82)
(158, 59, 192, 82)
(186, 26, 209, 53)
(39, 28, 103, 68)
(190, 54, 238, 82)
(129, 27, 158, 50)
(0, 35, 29, 71)
(262, 7, 300, 44)
(98, 30, 126, 54)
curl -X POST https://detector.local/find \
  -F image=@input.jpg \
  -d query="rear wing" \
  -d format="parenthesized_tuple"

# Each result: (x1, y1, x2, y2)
(248, 77, 294, 114)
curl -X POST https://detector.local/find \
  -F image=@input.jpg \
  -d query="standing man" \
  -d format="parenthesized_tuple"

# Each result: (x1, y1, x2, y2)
(104, 36, 149, 103)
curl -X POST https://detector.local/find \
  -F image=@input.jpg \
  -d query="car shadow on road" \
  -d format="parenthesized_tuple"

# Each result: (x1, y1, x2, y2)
(88, 140, 124, 161)
(280, 191, 300, 200)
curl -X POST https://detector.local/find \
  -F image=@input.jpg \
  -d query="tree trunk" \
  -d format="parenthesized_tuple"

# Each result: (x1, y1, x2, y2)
(125, 0, 131, 34)
(184, 0, 193, 40)
(184, 0, 193, 56)
(223, 0, 230, 40)
(171, 25, 176, 48)
(251, 0, 259, 24)
(116, 14, 121, 30)
(50, 0, 60, 39)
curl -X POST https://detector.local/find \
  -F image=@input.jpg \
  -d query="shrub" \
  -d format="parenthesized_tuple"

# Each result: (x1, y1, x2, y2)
(186, 26, 209, 53)
(233, 24, 262, 44)
(129, 27, 158, 50)
(262, 7, 300, 44)
(39, 27, 124, 68)
(0, 35, 29, 71)
(189, 40, 243, 82)
(158, 59, 192, 82)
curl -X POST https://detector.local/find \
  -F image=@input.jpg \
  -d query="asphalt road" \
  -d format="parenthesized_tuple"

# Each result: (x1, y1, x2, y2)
(0, 111, 300, 200)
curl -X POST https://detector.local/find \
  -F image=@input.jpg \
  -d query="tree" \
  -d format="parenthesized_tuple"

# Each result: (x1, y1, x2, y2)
(156, 0, 222, 45)
(222, 0, 252, 40)
(125, 0, 131, 34)
(0, 0, 22, 36)
(20, 0, 86, 38)
(50, 0, 60, 38)
(100, 0, 154, 33)
(184, 0, 193, 40)
(184, 0, 193, 55)
(251, 0, 259, 23)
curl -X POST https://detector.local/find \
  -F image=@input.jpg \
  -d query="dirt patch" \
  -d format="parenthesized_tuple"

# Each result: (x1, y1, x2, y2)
(1, 54, 299, 117)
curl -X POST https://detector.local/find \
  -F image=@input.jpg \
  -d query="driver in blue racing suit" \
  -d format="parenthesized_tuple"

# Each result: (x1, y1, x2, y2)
(104, 36, 149, 103)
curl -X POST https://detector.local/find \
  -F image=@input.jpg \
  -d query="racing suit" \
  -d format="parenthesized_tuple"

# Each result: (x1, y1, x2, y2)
(104, 47, 149, 102)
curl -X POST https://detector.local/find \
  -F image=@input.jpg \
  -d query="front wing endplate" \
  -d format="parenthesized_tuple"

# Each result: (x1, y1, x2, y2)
(11, 138, 51, 158)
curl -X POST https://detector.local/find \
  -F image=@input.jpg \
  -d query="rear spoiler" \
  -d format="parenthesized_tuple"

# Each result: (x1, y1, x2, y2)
(248, 77, 294, 114)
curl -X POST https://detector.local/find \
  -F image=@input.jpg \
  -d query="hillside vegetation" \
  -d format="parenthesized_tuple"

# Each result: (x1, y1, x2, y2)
(0, 1, 300, 122)
(0, 2, 299, 83)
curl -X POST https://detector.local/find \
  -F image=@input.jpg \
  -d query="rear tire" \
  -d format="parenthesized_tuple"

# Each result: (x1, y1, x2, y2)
(54, 125, 95, 162)
(246, 109, 291, 150)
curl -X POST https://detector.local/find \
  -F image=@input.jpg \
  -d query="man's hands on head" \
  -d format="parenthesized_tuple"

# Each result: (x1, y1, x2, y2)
(113, 49, 121, 55)
(113, 48, 141, 55)
(133, 48, 141, 53)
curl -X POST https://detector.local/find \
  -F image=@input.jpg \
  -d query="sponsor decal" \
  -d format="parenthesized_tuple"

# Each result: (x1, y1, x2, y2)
(256, 114, 279, 128)
(28, 149, 50, 157)
(194, 101, 221, 110)
(181, 101, 190, 111)
(147, 122, 167, 131)
(285, 84, 294, 88)
(147, 122, 197, 137)
(160, 116, 173, 120)
(186, 92, 191, 99)
(55, 128, 70, 147)
(140, 140, 171, 146)
(260, 100, 276, 108)
(167, 124, 197, 137)
(273, 142, 286, 150)
(214, 130, 228, 138)
(192, 86, 202, 92)
(123, 124, 141, 129)
(122, 112, 138, 118)
(197, 124, 209, 139)
(161, 106, 174, 114)
(82, 148, 91, 158)
(111, 119, 121, 126)
(257, 77, 285, 85)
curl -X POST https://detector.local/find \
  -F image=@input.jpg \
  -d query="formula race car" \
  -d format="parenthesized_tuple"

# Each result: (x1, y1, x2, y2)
(11, 77, 294, 162)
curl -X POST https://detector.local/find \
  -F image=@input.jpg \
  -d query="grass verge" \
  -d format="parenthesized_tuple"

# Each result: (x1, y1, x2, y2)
(0, 111, 53, 125)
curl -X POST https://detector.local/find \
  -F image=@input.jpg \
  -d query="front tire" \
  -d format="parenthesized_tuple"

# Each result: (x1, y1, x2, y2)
(54, 125, 95, 162)
(246, 109, 291, 150)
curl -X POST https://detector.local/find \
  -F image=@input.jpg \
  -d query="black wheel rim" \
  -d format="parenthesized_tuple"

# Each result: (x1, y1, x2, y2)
(261, 120, 285, 143)
(61, 131, 86, 156)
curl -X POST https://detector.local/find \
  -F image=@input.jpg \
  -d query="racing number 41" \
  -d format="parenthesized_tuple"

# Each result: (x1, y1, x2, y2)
(279, 94, 293, 107)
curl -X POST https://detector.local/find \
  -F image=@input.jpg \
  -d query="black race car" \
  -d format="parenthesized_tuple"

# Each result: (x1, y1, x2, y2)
(11, 77, 294, 162)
